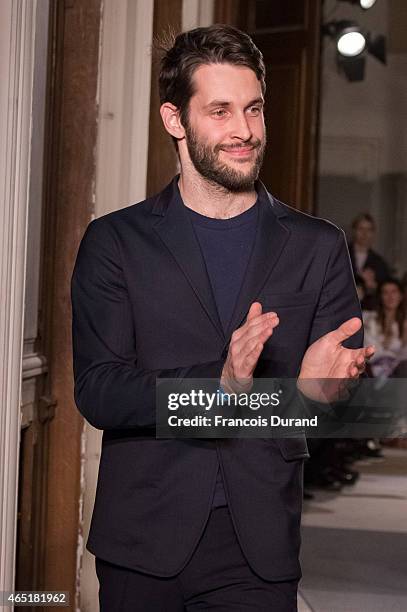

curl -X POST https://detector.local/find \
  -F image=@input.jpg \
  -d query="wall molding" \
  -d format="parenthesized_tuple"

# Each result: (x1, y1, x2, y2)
(22, 352, 48, 379)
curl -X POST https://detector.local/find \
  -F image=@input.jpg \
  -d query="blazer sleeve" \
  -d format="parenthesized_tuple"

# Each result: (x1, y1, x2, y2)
(71, 219, 224, 430)
(309, 229, 364, 350)
(293, 229, 365, 425)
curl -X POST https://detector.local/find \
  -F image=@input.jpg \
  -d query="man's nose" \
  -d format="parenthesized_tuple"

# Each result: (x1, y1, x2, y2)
(229, 112, 252, 141)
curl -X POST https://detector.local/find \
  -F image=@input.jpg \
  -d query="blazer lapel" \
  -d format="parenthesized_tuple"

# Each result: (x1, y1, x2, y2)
(153, 177, 225, 341)
(224, 185, 290, 345)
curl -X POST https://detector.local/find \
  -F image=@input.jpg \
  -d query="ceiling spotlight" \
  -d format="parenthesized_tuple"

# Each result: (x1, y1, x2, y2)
(360, 0, 377, 8)
(338, 0, 377, 9)
(337, 28, 366, 57)
(323, 21, 366, 57)
(323, 20, 386, 81)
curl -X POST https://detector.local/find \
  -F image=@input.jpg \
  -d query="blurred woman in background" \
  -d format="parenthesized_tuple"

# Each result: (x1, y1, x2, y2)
(363, 278, 407, 379)
(348, 213, 391, 310)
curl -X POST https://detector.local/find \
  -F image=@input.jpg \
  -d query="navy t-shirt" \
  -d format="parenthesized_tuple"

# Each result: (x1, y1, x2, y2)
(188, 201, 259, 507)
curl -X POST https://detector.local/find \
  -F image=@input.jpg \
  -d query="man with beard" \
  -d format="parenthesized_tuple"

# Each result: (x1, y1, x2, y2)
(72, 25, 373, 611)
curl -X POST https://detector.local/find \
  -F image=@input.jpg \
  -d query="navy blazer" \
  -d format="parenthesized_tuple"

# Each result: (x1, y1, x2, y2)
(71, 177, 362, 581)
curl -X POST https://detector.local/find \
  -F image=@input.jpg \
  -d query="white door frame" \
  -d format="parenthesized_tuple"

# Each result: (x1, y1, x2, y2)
(0, 0, 37, 595)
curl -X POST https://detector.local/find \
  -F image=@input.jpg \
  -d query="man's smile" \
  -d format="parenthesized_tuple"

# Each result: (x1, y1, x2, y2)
(222, 146, 255, 158)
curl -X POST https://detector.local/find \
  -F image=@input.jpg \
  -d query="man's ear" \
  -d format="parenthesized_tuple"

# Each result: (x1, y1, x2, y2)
(160, 103, 185, 140)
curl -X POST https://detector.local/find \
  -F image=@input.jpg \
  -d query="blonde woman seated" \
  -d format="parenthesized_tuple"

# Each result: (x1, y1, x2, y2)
(363, 278, 407, 379)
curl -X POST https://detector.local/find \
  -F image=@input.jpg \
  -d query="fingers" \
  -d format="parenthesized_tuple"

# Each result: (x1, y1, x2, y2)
(348, 346, 375, 378)
(330, 317, 362, 344)
(233, 313, 278, 346)
(349, 358, 365, 378)
(364, 345, 375, 358)
(231, 316, 279, 374)
(246, 302, 263, 322)
(233, 306, 278, 341)
(350, 345, 375, 361)
(244, 341, 265, 370)
(226, 304, 280, 384)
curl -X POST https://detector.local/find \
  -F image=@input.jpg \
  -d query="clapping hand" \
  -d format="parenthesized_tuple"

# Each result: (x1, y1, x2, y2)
(221, 302, 279, 394)
(297, 317, 375, 403)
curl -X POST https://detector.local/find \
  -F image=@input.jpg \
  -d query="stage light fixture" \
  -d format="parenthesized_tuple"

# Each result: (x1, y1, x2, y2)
(323, 20, 386, 81)
(338, 0, 377, 9)
(337, 28, 366, 57)
(368, 33, 386, 64)
(323, 21, 366, 57)
(338, 55, 366, 81)
(360, 0, 377, 8)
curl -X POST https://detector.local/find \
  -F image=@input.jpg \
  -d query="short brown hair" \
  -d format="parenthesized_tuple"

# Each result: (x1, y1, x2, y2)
(351, 212, 376, 230)
(158, 24, 266, 130)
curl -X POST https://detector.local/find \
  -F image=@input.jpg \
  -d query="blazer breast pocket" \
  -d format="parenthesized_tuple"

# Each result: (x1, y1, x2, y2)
(257, 291, 317, 360)
(257, 290, 317, 310)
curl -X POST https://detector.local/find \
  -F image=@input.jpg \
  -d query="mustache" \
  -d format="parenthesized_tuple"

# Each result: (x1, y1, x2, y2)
(216, 139, 263, 153)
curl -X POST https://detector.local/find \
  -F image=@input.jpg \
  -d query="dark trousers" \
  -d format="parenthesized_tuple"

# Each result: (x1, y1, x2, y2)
(96, 506, 299, 611)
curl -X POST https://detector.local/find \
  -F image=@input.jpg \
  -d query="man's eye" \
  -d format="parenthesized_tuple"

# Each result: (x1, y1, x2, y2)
(249, 106, 261, 115)
(212, 109, 227, 118)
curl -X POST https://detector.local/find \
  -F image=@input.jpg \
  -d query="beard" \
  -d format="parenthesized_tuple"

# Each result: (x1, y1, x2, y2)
(184, 121, 266, 193)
